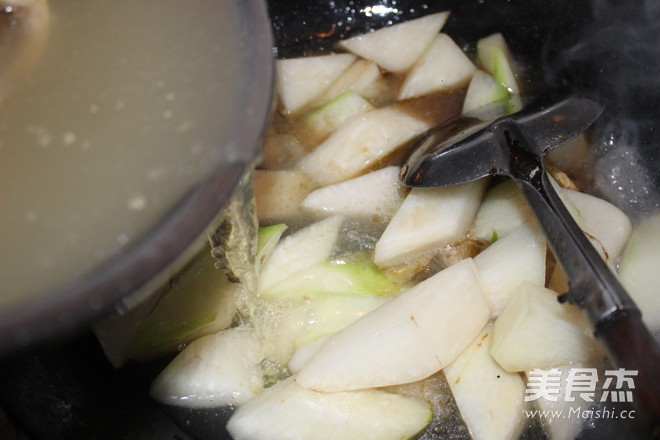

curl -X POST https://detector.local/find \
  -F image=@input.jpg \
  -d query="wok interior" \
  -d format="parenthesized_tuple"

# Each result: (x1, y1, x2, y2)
(270, 0, 660, 219)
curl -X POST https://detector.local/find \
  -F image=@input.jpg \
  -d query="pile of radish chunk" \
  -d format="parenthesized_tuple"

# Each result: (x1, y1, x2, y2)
(149, 11, 660, 440)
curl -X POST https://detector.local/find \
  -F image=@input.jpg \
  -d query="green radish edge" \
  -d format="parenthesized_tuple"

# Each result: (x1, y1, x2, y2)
(257, 223, 287, 255)
(261, 254, 401, 299)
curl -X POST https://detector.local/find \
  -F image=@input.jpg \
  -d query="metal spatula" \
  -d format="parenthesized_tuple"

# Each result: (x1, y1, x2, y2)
(401, 91, 660, 435)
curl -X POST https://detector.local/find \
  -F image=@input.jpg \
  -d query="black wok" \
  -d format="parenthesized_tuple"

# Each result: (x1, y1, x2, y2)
(1, 0, 658, 438)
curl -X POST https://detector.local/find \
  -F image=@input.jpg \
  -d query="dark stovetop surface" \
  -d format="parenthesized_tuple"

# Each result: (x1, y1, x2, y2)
(0, 331, 192, 440)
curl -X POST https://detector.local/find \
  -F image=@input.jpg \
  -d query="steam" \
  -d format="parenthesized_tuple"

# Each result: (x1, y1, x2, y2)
(547, 0, 660, 100)
(544, 0, 660, 220)
(591, 119, 659, 221)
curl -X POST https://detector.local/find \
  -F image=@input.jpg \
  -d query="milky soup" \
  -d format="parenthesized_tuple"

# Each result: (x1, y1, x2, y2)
(0, 0, 251, 308)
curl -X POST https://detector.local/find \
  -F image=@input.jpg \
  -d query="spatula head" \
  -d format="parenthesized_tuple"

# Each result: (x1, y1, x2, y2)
(401, 91, 605, 188)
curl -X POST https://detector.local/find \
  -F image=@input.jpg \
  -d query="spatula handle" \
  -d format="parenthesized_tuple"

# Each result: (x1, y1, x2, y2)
(518, 172, 660, 435)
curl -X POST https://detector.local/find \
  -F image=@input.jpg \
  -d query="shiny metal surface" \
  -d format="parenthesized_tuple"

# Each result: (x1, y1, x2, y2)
(0, 0, 274, 353)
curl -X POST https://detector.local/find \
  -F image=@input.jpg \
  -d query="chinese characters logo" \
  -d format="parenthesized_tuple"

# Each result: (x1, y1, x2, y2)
(525, 368, 637, 403)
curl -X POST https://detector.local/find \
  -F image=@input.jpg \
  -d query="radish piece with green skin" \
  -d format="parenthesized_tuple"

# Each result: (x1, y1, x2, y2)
(126, 251, 237, 361)
(471, 179, 535, 242)
(490, 283, 602, 372)
(618, 213, 660, 331)
(296, 259, 489, 392)
(398, 33, 477, 100)
(282, 294, 392, 349)
(462, 70, 523, 117)
(150, 328, 264, 408)
(226, 377, 432, 440)
(462, 70, 509, 114)
(261, 259, 401, 299)
(476, 33, 521, 94)
(474, 222, 547, 317)
(374, 179, 486, 268)
(444, 323, 526, 440)
(316, 59, 385, 104)
(276, 53, 356, 115)
(294, 91, 375, 148)
(338, 11, 450, 74)
(297, 106, 432, 186)
(259, 216, 344, 294)
(560, 188, 632, 263)
(258, 294, 391, 370)
(301, 166, 405, 220)
(256, 224, 287, 272)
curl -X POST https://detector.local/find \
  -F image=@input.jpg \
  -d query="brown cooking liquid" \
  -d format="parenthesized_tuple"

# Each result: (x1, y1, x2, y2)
(0, 0, 245, 307)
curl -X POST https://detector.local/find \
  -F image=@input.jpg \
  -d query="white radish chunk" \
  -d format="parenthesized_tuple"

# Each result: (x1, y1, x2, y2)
(548, 175, 583, 227)
(298, 106, 432, 186)
(561, 188, 632, 262)
(253, 169, 316, 224)
(296, 259, 490, 392)
(398, 33, 477, 100)
(226, 377, 432, 440)
(301, 166, 405, 220)
(338, 12, 450, 74)
(375, 180, 486, 268)
(317, 59, 385, 103)
(150, 328, 264, 408)
(295, 91, 375, 148)
(490, 283, 602, 372)
(476, 33, 521, 94)
(259, 216, 344, 293)
(548, 179, 618, 268)
(289, 336, 329, 374)
(474, 223, 547, 317)
(618, 214, 660, 331)
(445, 323, 526, 440)
(471, 179, 534, 242)
(547, 180, 625, 286)
(276, 53, 356, 115)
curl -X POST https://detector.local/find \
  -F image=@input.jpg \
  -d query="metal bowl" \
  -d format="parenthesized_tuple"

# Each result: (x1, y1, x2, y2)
(0, 0, 273, 353)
